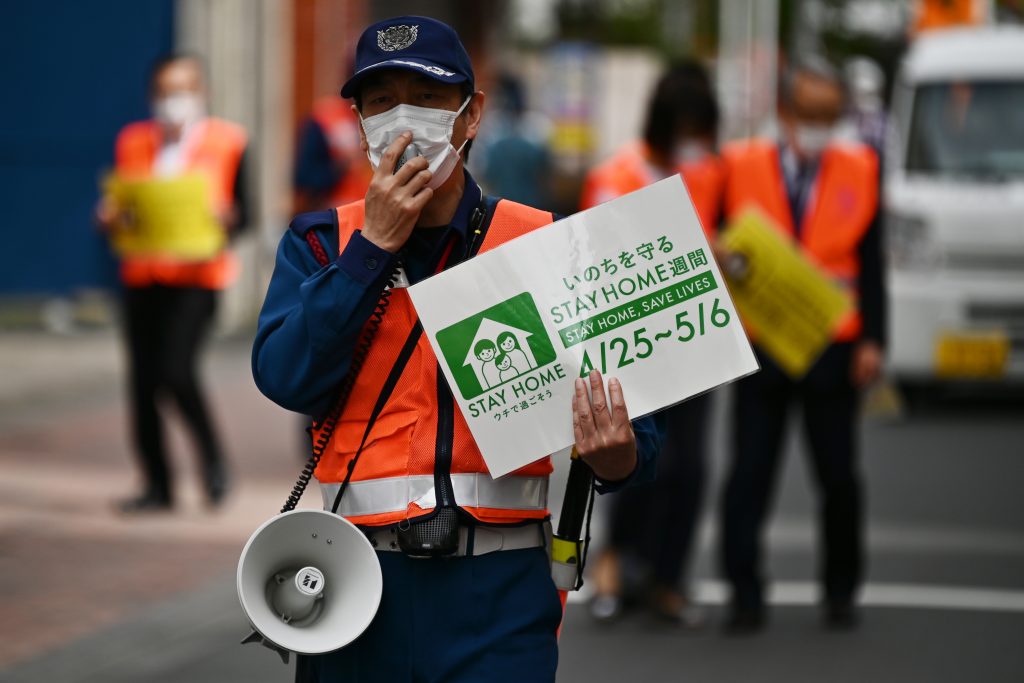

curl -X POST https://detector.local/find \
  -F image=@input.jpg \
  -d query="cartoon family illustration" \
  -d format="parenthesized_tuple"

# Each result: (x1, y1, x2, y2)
(463, 319, 539, 390)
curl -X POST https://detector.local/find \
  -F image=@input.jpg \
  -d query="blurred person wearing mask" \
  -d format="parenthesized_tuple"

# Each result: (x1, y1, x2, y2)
(579, 61, 724, 627)
(98, 54, 249, 512)
(580, 61, 724, 232)
(293, 83, 373, 212)
(252, 16, 660, 682)
(718, 57, 885, 633)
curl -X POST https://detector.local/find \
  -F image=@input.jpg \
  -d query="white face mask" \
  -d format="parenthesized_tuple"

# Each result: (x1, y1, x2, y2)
(360, 96, 472, 190)
(153, 92, 205, 128)
(794, 123, 834, 157)
(673, 141, 710, 165)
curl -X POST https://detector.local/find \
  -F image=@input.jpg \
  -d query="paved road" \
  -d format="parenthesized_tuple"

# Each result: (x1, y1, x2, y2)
(2, 331, 1023, 682)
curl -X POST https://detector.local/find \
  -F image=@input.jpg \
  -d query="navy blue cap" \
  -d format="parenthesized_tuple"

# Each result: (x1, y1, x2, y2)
(340, 16, 474, 99)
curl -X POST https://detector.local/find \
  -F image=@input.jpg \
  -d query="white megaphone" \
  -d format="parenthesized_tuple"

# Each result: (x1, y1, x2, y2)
(237, 509, 382, 663)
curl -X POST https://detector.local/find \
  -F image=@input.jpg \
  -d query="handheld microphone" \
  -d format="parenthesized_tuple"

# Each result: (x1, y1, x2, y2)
(394, 142, 422, 174)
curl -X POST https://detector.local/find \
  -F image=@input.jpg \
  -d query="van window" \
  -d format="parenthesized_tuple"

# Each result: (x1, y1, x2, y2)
(906, 81, 1024, 178)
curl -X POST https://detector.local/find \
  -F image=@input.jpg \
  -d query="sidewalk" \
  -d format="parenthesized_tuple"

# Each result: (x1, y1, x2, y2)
(0, 330, 313, 673)
(0, 331, 122, 423)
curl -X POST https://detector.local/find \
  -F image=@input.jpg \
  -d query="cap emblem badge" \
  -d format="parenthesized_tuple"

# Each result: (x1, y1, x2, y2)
(378, 25, 418, 52)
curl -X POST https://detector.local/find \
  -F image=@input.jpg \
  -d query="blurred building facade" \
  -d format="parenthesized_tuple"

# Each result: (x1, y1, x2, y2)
(0, 0, 502, 331)
(174, 0, 293, 331)
(0, 2, 175, 298)
(0, 0, 292, 332)
(3, 0, 1021, 331)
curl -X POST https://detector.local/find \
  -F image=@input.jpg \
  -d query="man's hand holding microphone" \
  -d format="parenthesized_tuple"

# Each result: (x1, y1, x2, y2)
(361, 132, 432, 254)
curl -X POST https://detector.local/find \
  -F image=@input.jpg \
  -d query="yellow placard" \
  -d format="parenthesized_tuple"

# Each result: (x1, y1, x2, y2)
(720, 210, 853, 378)
(105, 174, 224, 260)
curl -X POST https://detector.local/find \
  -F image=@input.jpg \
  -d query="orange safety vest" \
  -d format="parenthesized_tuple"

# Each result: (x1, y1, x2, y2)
(912, 0, 984, 34)
(315, 199, 556, 528)
(579, 141, 725, 238)
(310, 97, 373, 207)
(114, 117, 247, 289)
(721, 138, 879, 342)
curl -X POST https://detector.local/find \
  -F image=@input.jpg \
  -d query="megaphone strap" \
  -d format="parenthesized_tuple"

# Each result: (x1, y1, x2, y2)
(281, 261, 404, 513)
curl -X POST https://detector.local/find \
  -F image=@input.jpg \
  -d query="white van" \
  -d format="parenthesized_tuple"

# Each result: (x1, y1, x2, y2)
(885, 27, 1024, 390)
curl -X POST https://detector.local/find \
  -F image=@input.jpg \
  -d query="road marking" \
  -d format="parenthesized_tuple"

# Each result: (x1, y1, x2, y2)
(763, 518, 1024, 558)
(567, 501, 1024, 558)
(569, 580, 1024, 613)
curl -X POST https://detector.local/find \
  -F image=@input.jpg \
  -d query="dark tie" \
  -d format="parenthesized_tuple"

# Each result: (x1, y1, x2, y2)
(788, 162, 813, 238)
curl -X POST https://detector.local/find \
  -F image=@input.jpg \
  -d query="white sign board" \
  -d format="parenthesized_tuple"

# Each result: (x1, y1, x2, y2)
(408, 176, 759, 478)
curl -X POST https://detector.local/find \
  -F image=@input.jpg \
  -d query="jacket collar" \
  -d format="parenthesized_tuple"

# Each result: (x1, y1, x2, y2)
(447, 168, 483, 241)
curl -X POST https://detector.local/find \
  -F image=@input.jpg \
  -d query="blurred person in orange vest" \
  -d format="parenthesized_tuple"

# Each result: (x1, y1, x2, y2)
(97, 54, 249, 513)
(293, 91, 373, 212)
(580, 61, 725, 627)
(718, 57, 885, 633)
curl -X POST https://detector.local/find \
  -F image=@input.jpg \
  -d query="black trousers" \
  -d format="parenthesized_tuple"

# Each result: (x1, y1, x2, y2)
(720, 343, 863, 610)
(123, 285, 224, 500)
(608, 392, 710, 589)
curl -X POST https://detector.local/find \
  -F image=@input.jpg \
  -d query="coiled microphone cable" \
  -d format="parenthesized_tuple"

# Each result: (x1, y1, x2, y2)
(280, 232, 402, 513)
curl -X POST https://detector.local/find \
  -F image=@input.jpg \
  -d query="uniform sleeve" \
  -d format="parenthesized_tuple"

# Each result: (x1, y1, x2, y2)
(593, 414, 661, 494)
(252, 227, 397, 417)
(857, 181, 887, 348)
(230, 147, 251, 236)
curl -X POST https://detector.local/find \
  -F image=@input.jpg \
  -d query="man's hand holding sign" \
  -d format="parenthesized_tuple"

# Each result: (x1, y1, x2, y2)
(573, 371, 637, 483)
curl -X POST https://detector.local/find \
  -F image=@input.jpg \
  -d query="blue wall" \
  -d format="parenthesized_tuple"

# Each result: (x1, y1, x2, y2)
(0, 1, 175, 294)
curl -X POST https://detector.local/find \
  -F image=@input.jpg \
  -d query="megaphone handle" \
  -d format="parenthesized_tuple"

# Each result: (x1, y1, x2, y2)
(556, 450, 594, 541)
(553, 449, 596, 591)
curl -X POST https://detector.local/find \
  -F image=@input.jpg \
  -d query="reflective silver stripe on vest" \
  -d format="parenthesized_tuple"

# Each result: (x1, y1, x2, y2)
(319, 474, 549, 518)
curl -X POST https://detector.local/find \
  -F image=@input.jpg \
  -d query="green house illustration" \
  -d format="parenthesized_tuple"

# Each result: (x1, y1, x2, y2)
(463, 318, 538, 390)
(436, 292, 557, 401)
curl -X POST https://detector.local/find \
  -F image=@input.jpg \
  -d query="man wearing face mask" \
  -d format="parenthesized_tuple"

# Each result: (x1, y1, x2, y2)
(98, 54, 248, 512)
(253, 16, 660, 683)
(580, 61, 723, 628)
(718, 58, 885, 633)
